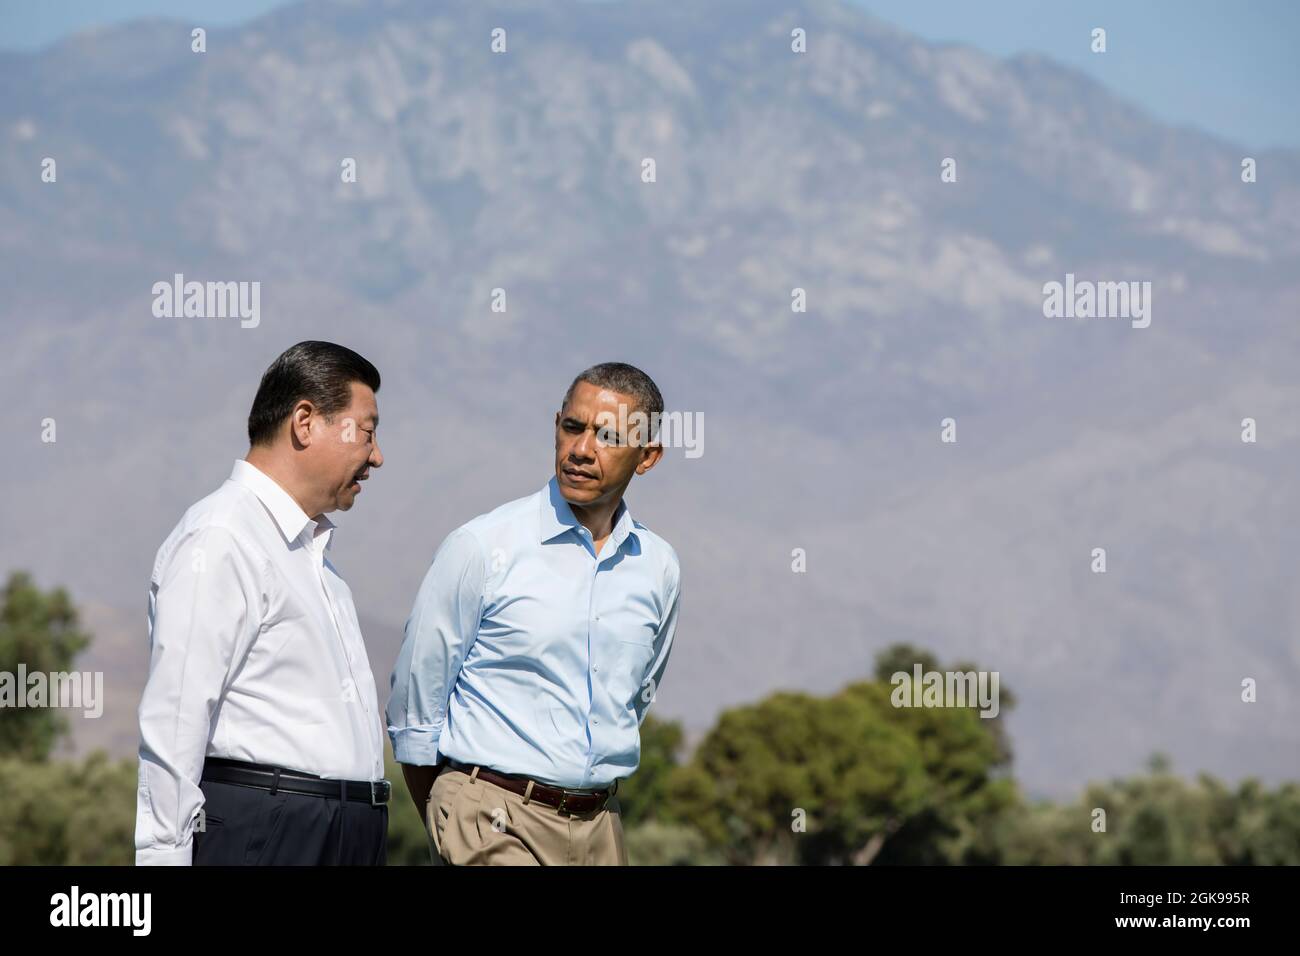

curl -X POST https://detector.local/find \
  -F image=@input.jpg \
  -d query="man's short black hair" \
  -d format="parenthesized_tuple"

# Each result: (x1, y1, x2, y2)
(247, 341, 381, 447)
(561, 362, 664, 420)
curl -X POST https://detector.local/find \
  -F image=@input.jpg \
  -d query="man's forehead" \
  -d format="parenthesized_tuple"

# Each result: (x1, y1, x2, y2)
(567, 383, 636, 413)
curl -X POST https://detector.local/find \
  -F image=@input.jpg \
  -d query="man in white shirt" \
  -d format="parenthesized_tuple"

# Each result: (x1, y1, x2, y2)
(135, 341, 389, 866)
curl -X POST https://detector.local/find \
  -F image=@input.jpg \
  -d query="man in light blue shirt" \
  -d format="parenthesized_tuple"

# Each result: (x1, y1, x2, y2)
(387, 362, 681, 865)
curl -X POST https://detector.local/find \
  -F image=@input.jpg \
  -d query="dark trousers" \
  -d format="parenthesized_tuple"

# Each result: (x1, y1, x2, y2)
(193, 779, 388, 866)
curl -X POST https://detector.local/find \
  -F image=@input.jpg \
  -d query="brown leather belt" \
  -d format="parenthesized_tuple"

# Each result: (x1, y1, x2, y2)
(444, 759, 617, 815)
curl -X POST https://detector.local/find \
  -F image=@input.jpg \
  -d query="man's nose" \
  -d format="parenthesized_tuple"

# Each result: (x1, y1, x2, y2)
(570, 428, 596, 458)
(370, 440, 384, 469)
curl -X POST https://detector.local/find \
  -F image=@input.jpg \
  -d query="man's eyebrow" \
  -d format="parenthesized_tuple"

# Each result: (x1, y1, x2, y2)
(367, 414, 379, 429)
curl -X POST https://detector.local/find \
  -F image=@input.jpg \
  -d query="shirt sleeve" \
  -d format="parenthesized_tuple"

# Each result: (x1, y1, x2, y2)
(135, 526, 263, 866)
(386, 527, 486, 765)
(635, 559, 681, 727)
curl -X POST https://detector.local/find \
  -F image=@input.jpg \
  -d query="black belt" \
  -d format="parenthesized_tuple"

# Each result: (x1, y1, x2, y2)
(201, 757, 391, 806)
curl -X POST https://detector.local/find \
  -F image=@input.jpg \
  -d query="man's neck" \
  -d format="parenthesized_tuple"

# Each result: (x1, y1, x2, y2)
(245, 449, 321, 519)
(569, 496, 621, 544)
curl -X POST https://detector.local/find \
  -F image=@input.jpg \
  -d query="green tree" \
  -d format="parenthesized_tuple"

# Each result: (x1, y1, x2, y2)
(872, 643, 941, 681)
(0, 751, 137, 864)
(624, 821, 725, 865)
(664, 646, 1018, 865)
(875, 642, 1018, 766)
(994, 757, 1300, 865)
(664, 687, 929, 864)
(0, 571, 91, 760)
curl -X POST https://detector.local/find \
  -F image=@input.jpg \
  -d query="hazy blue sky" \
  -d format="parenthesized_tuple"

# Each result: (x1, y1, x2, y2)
(1, 0, 1297, 149)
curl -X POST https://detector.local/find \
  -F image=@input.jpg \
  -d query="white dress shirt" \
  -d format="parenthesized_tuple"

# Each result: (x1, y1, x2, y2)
(135, 459, 384, 866)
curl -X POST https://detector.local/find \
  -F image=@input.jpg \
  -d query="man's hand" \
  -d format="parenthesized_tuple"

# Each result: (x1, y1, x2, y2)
(401, 761, 444, 819)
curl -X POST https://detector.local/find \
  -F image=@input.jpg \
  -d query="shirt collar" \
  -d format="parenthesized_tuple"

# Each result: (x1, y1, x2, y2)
(230, 459, 334, 550)
(539, 475, 638, 551)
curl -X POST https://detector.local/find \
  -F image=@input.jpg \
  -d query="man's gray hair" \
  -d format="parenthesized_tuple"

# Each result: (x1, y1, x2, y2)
(561, 362, 664, 419)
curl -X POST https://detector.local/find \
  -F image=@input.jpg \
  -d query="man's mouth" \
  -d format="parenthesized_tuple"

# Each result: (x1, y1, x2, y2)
(563, 466, 597, 483)
(351, 472, 368, 490)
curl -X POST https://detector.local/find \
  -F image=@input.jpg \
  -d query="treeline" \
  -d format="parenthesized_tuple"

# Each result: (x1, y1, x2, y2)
(2, 572, 1296, 865)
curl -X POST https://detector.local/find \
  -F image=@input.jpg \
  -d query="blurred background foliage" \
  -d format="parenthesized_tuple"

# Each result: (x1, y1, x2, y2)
(2, 571, 1296, 865)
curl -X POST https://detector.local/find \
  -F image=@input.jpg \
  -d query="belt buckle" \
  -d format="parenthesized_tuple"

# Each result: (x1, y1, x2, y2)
(370, 780, 390, 806)
(555, 786, 604, 816)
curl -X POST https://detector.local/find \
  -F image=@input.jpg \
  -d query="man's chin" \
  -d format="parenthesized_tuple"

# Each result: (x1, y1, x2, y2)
(557, 475, 602, 503)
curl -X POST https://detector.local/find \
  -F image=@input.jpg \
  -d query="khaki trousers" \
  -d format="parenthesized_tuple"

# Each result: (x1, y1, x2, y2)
(426, 766, 628, 866)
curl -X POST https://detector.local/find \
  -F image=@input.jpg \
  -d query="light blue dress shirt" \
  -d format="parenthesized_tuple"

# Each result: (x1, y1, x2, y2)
(387, 477, 681, 789)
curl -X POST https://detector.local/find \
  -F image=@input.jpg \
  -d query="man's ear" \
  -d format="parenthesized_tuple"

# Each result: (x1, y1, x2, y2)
(290, 399, 315, 447)
(635, 443, 664, 475)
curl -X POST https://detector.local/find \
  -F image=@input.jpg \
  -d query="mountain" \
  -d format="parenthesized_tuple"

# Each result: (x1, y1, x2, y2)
(3, 0, 1298, 797)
